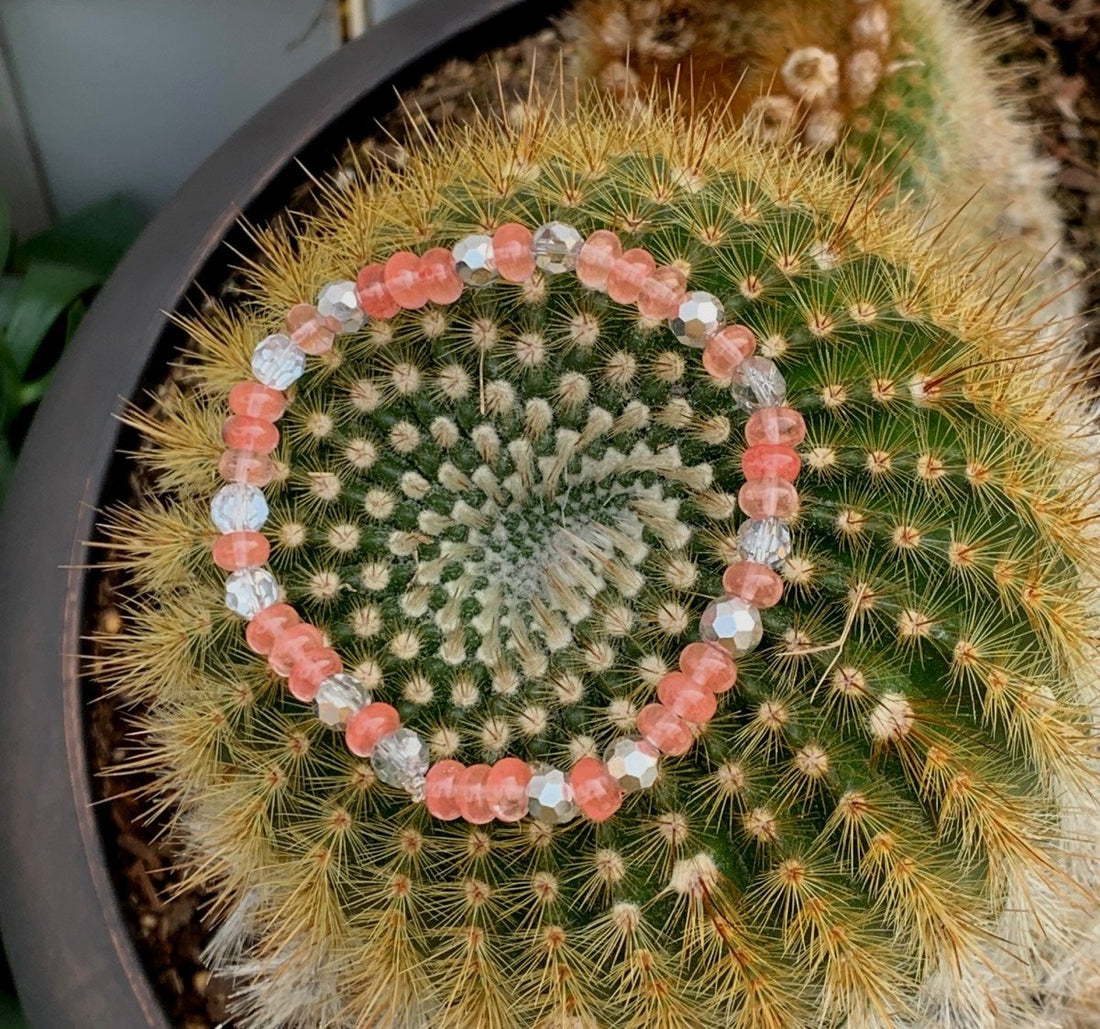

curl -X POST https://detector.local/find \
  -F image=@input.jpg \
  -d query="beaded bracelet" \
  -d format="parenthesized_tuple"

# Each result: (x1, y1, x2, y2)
(210, 221, 804, 826)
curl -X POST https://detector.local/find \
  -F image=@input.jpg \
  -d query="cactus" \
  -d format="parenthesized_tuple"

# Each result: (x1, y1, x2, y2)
(98, 88, 1100, 1029)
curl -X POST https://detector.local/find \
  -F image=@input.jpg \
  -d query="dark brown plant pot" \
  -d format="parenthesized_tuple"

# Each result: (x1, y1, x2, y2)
(0, 3, 560, 1025)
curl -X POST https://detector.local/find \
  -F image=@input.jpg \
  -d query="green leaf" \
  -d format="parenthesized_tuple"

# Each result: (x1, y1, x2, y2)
(0, 276, 20, 333)
(14, 194, 144, 278)
(0, 194, 10, 271)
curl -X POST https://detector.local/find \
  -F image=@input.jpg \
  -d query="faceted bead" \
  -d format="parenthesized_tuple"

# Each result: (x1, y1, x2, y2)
(455, 763, 495, 825)
(745, 405, 806, 447)
(424, 759, 464, 820)
(575, 230, 622, 290)
(268, 623, 324, 677)
(637, 266, 687, 320)
(355, 263, 401, 318)
(316, 280, 366, 333)
(742, 444, 801, 482)
(486, 757, 532, 821)
(570, 757, 623, 823)
(700, 595, 764, 656)
(251, 333, 306, 390)
(636, 704, 693, 756)
(245, 603, 299, 654)
(738, 516, 793, 569)
(287, 645, 342, 702)
(679, 641, 738, 694)
(211, 482, 269, 532)
(212, 530, 270, 571)
(315, 672, 370, 729)
(738, 477, 800, 519)
(606, 248, 657, 304)
(222, 415, 279, 454)
(452, 234, 498, 287)
(731, 355, 787, 412)
(670, 291, 725, 347)
(702, 325, 756, 378)
(526, 763, 578, 824)
(218, 449, 274, 486)
(604, 737, 660, 792)
(532, 221, 584, 274)
(419, 246, 463, 304)
(229, 381, 286, 421)
(723, 561, 784, 609)
(345, 702, 401, 758)
(224, 567, 279, 618)
(492, 222, 536, 282)
(384, 251, 429, 309)
(657, 672, 718, 723)
(371, 728, 430, 799)
(285, 303, 339, 356)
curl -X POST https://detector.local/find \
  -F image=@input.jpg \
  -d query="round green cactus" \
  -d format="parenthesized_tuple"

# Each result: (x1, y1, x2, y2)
(101, 92, 1100, 1029)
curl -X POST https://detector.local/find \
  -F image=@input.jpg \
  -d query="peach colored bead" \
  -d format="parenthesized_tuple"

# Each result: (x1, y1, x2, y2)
(679, 641, 737, 693)
(355, 262, 401, 318)
(637, 265, 687, 319)
(384, 251, 429, 309)
(745, 406, 806, 447)
(218, 449, 274, 486)
(702, 325, 756, 378)
(657, 672, 718, 723)
(570, 757, 623, 823)
(346, 702, 401, 758)
(212, 530, 270, 571)
(487, 757, 532, 821)
(288, 646, 342, 702)
(229, 381, 286, 421)
(741, 443, 801, 482)
(606, 248, 657, 304)
(285, 303, 339, 356)
(456, 763, 495, 825)
(222, 415, 279, 454)
(575, 230, 622, 290)
(493, 222, 536, 282)
(245, 603, 300, 654)
(269, 623, 324, 677)
(722, 561, 784, 609)
(636, 703, 693, 755)
(738, 477, 800, 519)
(419, 246, 463, 304)
(424, 760, 465, 820)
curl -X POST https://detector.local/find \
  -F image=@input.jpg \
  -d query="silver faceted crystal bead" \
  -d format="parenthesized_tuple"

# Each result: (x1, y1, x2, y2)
(526, 763, 578, 824)
(737, 516, 792, 569)
(371, 728, 430, 800)
(210, 482, 269, 533)
(670, 291, 725, 347)
(316, 280, 365, 333)
(314, 673, 371, 729)
(251, 333, 306, 390)
(730, 355, 787, 412)
(452, 234, 499, 287)
(700, 594, 764, 656)
(531, 221, 584, 274)
(224, 567, 279, 618)
(604, 737, 660, 793)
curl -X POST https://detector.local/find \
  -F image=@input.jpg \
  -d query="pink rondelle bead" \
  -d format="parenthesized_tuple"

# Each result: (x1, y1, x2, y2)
(487, 757, 532, 822)
(212, 530, 270, 571)
(570, 757, 624, 823)
(637, 265, 687, 319)
(355, 262, 401, 318)
(702, 325, 756, 379)
(218, 449, 274, 486)
(456, 763, 495, 825)
(657, 672, 718, 724)
(741, 443, 801, 482)
(745, 406, 806, 447)
(229, 381, 286, 421)
(424, 760, 465, 820)
(345, 702, 401, 758)
(723, 561, 784, 609)
(268, 623, 324, 677)
(493, 222, 536, 282)
(285, 303, 339, 355)
(606, 248, 657, 304)
(287, 645, 342, 702)
(245, 603, 299, 655)
(384, 251, 429, 309)
(636, 703, 694, 756)
(575, 230, 622, 290)
(679, 641, 738, 694)
(222, 415, 279, 454)
(419, 246, 463, 304)
(738, 477, 800, 519)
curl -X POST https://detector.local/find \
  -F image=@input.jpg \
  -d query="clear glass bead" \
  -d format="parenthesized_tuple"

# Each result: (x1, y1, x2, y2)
(251, 334, 306, 390)
(316, 280, 365, 333)
(531, 221, 584, 274)
(371, 728, 429, 799)
(224, 567, 279, 618)
(452, 234, 499, 287)
(730, 356, 787, 412)
(604, 737, 660, 792)
(670, 291, 724, 347)
(526, 763, 578, 824)
(314, 673, 371, 729)
(210, 482, 269, 532)
(700, 595, 763, 655)
(737, 517, 792, 569)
